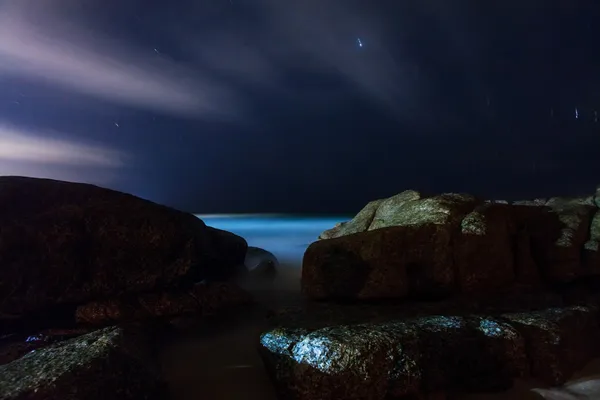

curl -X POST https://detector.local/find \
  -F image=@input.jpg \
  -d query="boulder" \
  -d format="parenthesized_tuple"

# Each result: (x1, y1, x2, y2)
(541, 197, 596, 282)
(258, 305, 600, 400)
(0, 325, 166, 400)
(453, 203, 515, 293)
(0, 177, 247, 320)
(318, 199, 385, 240)
(303, 193, 481, 300)
(75, 282, 253, 326)
(0, 328, 90, 366)
(306, 188, 600, 301)
(502, 306, 600, 385)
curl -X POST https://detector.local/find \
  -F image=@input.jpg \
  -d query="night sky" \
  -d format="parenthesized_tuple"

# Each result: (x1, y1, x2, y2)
(0, 0, 599, 214)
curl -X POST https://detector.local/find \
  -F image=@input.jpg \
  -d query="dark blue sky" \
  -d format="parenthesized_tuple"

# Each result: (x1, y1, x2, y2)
(0, 0, 599, 214)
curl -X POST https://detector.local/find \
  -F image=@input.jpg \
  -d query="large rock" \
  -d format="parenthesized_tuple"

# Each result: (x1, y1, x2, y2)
(258, 305, 600, 400)
(540, 197, 596, 281)
(502, 306, 600, 385)
(453, 203, 515, 293)
(318, 199, 384, 240)
(304, 193, 480, 300)
(0, 325, 165, 400)
(0, 177, 247, 320)
(306, 189, 600, 300)
(75, 282, 253, 326)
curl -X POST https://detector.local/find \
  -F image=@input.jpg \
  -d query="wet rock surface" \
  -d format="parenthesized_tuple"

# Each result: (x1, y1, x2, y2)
(259, 305, 600, 400)
(0, 325, 166, 400)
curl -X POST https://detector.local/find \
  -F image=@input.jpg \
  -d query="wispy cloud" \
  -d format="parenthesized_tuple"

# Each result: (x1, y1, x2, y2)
(0, 122, 127, 185)
(0, 123, 126, 167)
(0, 0, 429, 122)
(173, 0, 426, 119)
(0, 0, 241, 119)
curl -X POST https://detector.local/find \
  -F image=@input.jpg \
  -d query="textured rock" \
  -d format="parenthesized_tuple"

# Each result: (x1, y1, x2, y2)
(501, 306, 600, 385)
(75, 282, 253, 326)
(541, 197, 596, 282)
(304, 194, 481, 300)
(0, 176, 247, 320)
(583, 209, 600, 276)
(307, 187, 600, 301)
(453, 203, 515, 293)
(259, 305, 600, 400)
(0, 328, 90, 366)
(261, 308, 583, 400)
(0, 326, 165, 400)
(303, 225, 453, 300)
(319, 199, 385, 240)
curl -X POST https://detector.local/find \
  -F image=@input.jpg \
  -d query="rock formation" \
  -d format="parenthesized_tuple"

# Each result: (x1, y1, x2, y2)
(0, 326, 166, 400)
(304, 190, 599, 300)
(260, 186, 600, 400)
(0, 176, 253, 399)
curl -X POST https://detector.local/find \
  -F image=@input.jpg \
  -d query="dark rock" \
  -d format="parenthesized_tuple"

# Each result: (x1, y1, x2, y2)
(318, 198, 382, 240)
(259, 312, 534, 400)
(453, 203, 515, 293)
(0, 176, 247, 320)
(205, 227, 249, 280)
(582, 209, 600, 276)
(0, 328, 90, 366)
(75, 282, 253, 326)
(541, 197, 596, 282)
(501, 306, 600, 386)
(512, 199, 548, 206)
(259, 304, 600, 399)
(245, 246, 279, 272)
(303, 193, 482, 300)
(0, 325, 166, 400)
(248, 260, 277, 283)
(305, 187, 600, 301)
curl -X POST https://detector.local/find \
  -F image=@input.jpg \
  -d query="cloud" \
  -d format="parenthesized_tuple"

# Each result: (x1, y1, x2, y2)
(0, 0, 429, 122)
(0, 122, 127, 185)
(0, 0, 241, 119)
(0, 123, 126, 167)
(155, 0, 425, 118)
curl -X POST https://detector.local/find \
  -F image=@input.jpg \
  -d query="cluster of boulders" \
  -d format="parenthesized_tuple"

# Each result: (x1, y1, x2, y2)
(258, 186, 600, 400)
(0, 177, 258, 400)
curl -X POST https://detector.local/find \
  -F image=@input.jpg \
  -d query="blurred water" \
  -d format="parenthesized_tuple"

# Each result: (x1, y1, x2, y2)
(198, 214, 349, 299)
(162, 214, 600, 400)
(162, 214, 349, 400)
(197, 214, 348, 264)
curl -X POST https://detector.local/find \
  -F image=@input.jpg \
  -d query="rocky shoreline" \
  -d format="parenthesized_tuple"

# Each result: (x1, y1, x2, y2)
(1, 176, 600, 399)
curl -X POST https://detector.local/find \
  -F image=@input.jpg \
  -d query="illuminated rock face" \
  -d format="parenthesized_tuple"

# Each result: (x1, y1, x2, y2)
(0, 176, 248, 327)
(259, 305, 600, 400)
(0, 326, 166, 400)
(304, 189, 600, 300)
(260, 185, 600, 399)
